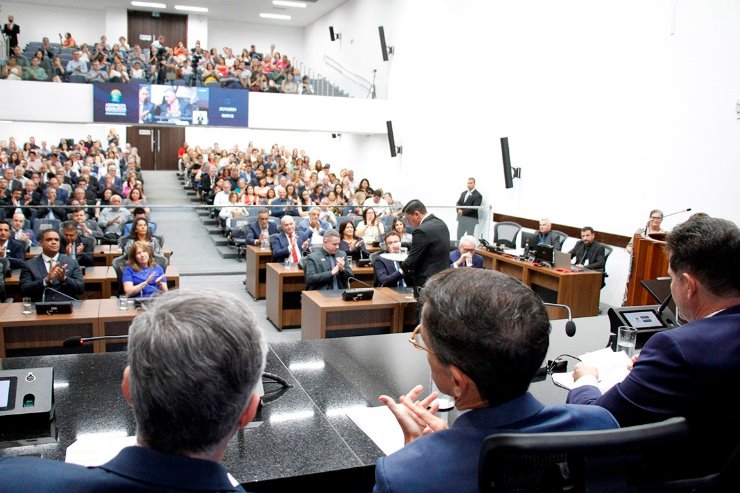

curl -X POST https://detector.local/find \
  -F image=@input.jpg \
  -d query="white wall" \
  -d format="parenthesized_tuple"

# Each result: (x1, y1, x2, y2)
(188, 15, 209, 48)
(3, 1, 106, 47)
(105, 7, 128, 44)
(207, 20, 304, 62)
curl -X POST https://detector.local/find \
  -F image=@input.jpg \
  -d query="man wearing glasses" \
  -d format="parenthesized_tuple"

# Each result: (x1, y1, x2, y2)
(373, 269, 618, 493)
(449, 235, 483, 268)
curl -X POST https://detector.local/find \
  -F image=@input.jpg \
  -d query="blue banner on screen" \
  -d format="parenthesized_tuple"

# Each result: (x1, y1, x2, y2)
(93, 83, 249, 127)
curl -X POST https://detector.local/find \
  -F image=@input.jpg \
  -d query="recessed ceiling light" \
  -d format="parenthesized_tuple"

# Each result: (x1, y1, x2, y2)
(131, 1, 167, 8)
(260, 13, 292, 20)
(174, 5, 208, 12)
(272, 1, 307, 8)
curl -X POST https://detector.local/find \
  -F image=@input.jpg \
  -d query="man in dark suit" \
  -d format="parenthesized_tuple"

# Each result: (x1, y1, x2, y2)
(0, 220, 27, 269)
(37, 187, 67, 221)
(455, 177, 482, 240)
(568, 215, 740, 471)
(399, 199, 450, 293)
(61, 221, 94, 267)
(2, 15, 20, 49)
(0, 289, 265, 492)
(246, 209, 278, 246)
(374, 269, 617, 493)
(568, 226, 606, 271)
(20, 228, 84, 302)
(304, 230, 353, 290)
(537, 218, 564, 251)
(270, 215, 311, 264)
(374, 231, 408, 288)
(449, 235, 484, 269)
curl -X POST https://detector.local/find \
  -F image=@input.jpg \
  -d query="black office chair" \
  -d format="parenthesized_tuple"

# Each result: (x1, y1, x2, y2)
(494, 221, 521, 249)
(0, 257, 10, 302)
(478, 417, 725, 493)
(550, 230, 568, 251)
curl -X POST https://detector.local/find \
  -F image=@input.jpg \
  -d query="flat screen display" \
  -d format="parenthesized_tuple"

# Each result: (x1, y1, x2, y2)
(622, 309, 666, 329)
(0, 376, 16, 411)
(93, 83, 249, 127)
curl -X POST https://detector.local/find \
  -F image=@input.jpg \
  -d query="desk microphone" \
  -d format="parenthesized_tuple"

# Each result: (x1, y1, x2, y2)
(656, 293, 678, 327)
(63, 335, 129, 347)
(347, 276, 373, 289)
(663, 207, 692, 219)
(542, 302, 576, 337)
(42, 286, 78, 303)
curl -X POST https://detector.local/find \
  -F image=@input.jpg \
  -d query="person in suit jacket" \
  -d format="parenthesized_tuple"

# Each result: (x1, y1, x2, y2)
(10, 212, 36, 249)
(270, 215, 311, 264)
(568, 215, 740, 472)
(2, 15, 20, 49)
(0, 221, 27, 269)
(20, 229, 84, 302)
(455, 177, 482, 240)
(37, 187, 67, 221)
(399, 200, 450, 292)
(374, 269, 618, 493)
(449, 235, 484, 269)
(374, 231, 408, 288)
(568, 226, 606, 271)
(304, 230, 353, 290)
(60, 221, 94, 267)
(537, 218, 564, 251)
(0, 289, 265, 493)
(245, 209, 278, 246)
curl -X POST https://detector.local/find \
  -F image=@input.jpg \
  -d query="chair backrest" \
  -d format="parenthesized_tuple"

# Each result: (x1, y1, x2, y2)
(478, 417, 715, 493)
(33, 218, 61, 237)
(111, 254, 127, 284)
(494, 221, 521, 249)
(602, 245, 614, 277)
(154, 254, 168, 269)
(550, 230, 568, 251)
(0, 257, 8, 301)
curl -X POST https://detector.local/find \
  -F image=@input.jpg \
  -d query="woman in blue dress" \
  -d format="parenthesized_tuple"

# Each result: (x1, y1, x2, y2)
(122, 241, 167, 298)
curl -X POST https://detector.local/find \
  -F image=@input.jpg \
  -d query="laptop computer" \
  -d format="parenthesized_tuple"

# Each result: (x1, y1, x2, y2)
(553, 250, 583, 271)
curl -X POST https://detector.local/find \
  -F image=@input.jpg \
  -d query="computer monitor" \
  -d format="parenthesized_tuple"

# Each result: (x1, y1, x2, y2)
(534, 243, 554, 264)
(521, 231, 539, 249)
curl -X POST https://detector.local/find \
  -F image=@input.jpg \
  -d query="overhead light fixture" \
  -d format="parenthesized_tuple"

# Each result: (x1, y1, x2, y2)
(174, 4, 208, 12)
(131, 1, 167, 8)
(272, 0, 307, 7)
(260, 13, 291, 20)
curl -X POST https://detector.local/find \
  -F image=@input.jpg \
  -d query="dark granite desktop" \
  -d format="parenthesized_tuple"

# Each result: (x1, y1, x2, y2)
(0, 317, 611, 491)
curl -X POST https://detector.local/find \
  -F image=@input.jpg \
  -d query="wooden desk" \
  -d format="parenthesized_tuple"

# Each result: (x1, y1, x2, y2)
(5, 266, 114, 301)
(377, 287, 417, 332)
(478, 249, 602, 318)
(626, 235, 668, 306)
(96, 298, 138, 353)
(93, 244, 109, 266)
(301, 290, 399, 340)
(0, 300, 101, 357)
(245, 245, 272, 300)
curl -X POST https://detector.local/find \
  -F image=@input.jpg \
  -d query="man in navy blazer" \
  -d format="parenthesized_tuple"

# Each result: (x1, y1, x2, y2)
(270, 215, 311, 264)
(568, 215, 740, 467)
(245, 209, 278, 247)
(399, 200, 450, 292)
(19, 229, 84, 302)
(449, 235, 484, 269)
(373, 269, 617, 493)
(374, 231, 408, 288)
(0, 220, 27, 269)
(0, 290, 263, 493)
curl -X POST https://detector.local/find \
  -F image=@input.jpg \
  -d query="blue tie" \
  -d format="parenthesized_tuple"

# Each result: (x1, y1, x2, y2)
(394, 261, 405, 288)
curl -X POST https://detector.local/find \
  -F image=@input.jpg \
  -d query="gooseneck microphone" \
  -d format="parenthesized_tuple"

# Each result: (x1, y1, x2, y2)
(347, 276, 373, 289)
(63, 335, 129, 347)
(663, 207, 692, 218)
(543, 302, 576, 337)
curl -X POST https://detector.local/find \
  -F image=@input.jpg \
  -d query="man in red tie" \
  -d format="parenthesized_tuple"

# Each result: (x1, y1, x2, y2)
(270, 215, 311, 264)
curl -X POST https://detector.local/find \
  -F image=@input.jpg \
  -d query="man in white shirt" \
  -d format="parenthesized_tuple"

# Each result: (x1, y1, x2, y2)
(363, 189, 390, 216)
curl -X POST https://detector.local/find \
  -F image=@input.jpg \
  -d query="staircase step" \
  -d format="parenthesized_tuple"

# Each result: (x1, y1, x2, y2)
(215, 245, 238, 259)
(204, 224, 222, 235)
(210, 235, 229, 247)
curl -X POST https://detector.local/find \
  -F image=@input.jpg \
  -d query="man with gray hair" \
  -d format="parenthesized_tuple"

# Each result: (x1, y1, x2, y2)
(0, 289, 265, 492)
(537, 218, 564, 251)
(304, 229, 354, 290)
(449, 234, 483, 268)
(98, 194, 131, 239)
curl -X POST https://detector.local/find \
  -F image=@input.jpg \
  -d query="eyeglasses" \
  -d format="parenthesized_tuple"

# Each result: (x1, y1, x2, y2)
(650, 216, 663, 221)
(408, 325, 435, 356)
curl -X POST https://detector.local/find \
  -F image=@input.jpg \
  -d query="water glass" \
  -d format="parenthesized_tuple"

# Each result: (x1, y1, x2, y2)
(22, 297, 33, 315)
(118, 295, 129, 310)
(617, 326, 637, 357)
(283, 258, 292, 269)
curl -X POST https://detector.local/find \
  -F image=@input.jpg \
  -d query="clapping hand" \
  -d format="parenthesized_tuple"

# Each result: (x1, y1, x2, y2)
(378, 385, 447, 445)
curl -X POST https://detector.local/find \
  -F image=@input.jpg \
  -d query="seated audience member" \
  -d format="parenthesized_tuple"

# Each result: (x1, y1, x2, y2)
(0, 289, 265, 492)
(0, 220, 27, 269)
(219, 191, 249, 222)
(270, 215, 310, 264)
(568, 226, 606, 271)
(374, 268, 618, 493)
(246, 209, 278, 247)
(122, 241, 167, 298)
(122, 217, 163, 256)
(449, 235, 483, 268)
(297, 207, 330, 246)
(60, 221, 94, 267)
(71, 208, 104, 241)
(355, 207, 385, 245)
(537, 218, 564, 251)
(37, 187, 66, 220)
(568, 215, 740, 469)
(384, 192, 404, 216)
(625, 209, 667, 254)
(10, 212, 36, 249)
(268, 186, 297, 219)
(374, 231, 407, 288)
(338, 220, 368, 262)
(122, 207, 157, 236)
(363, 189, 391, 216)
(98, 194, 132, 239)
(304, 230, 353, 290)
(20, 229, 84, 302)
(391, 217, 412, 246)
(85, 60, 109, 83)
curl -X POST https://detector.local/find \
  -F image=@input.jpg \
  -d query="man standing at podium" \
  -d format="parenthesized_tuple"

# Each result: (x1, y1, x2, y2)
(0, 289, 265, 492)
(19, 229, 84, 302)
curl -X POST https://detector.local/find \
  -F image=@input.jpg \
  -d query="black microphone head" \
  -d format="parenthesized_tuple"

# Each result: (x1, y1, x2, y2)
(63, 336, 84, 348)
(565, 320, 576, 337)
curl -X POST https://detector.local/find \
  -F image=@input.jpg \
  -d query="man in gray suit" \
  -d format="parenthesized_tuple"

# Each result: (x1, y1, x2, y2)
(304, 230, 353, 290)
(400, 199, 450, 294)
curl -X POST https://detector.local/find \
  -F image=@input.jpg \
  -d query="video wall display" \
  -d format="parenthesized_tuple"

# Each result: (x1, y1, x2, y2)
(93, 83, 249, 127)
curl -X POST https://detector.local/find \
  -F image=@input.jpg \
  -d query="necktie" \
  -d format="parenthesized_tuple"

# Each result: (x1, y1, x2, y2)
(394, 261, 405, 288)
(290, 234, 298, 262)
(465, 192, 471, 203)
(48, 259, 54, 274)
(330, 255, 339, 289)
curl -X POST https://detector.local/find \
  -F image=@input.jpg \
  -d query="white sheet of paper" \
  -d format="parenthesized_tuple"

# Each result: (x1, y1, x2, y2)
(346, 406, 404, 456)
(65, 435, 137, 466)
(552, 347, 631, 393)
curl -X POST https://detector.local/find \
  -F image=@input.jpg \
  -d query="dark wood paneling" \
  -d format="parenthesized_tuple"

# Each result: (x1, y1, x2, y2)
(493, 213, 631, 248)
(126, 126, 184, 170)
(128, 10, 188, 49)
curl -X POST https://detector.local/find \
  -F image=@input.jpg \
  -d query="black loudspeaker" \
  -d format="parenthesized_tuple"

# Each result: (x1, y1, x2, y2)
(501, 137, 514, 189)
(379, 26, 389, 61)
(386, 120, 401, 157)
(329, 26, 338, 42)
